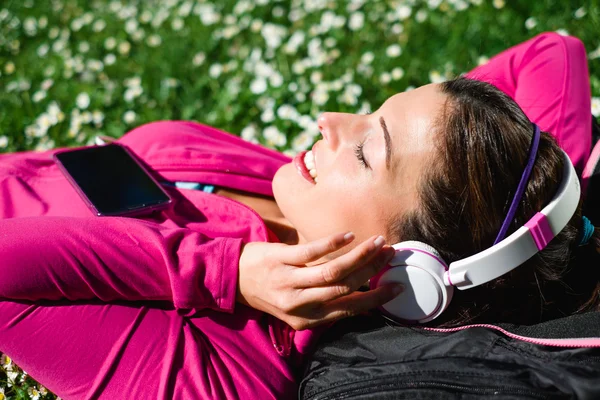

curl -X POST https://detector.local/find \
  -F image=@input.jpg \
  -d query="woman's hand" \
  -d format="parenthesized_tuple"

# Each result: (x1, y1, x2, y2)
(236, 232, 402, 330)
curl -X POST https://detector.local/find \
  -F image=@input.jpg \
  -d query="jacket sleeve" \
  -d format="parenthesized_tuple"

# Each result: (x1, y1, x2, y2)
(0, 216, 243, 313)
(465, 32, 591, 174)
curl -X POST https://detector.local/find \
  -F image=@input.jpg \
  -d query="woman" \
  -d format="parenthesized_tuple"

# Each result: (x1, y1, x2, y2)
(0, 32, 596, 399)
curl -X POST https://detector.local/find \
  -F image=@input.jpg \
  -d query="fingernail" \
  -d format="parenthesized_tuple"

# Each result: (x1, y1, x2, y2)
(373, 235, 385, 248)
(392, 284, 404, 295)
(344, 232, 355, 241)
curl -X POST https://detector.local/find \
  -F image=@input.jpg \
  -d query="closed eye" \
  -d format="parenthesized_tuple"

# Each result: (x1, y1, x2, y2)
(354, 140, 370, 169)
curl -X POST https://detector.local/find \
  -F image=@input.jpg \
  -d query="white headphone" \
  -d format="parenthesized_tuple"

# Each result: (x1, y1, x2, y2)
(370, 150, 580, 323)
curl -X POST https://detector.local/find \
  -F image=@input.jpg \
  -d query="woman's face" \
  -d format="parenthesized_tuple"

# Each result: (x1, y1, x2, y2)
(273, 83, 447, 257)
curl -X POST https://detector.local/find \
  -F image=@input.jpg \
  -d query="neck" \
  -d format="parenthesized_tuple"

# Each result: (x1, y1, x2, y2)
(263, 217, 302, 245)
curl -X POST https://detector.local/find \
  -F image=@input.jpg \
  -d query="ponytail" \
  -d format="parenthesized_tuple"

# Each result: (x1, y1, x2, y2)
(572, 223, 600, 314)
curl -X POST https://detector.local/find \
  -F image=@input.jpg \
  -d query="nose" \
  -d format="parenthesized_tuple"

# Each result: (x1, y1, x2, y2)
(318, 112, 366, 150)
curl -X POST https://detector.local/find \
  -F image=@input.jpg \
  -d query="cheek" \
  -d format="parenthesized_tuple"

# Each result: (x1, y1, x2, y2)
(273, 157, 387, 243)
(275, 166, 374, 239)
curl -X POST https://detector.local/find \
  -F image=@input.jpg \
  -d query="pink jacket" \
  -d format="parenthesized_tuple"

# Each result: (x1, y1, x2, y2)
(0, 121, 319, 398)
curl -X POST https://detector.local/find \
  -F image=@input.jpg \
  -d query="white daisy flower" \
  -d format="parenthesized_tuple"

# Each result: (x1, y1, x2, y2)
(118, 41, 131, 54)
(396, 5, 412, 20)
(312, 87, 329, 106)
(291, 60, 306, 75)
(525, 17, 537, 30)
(147, 34, 162, 47)
(76, 92, 90, 109)
(261, 108, 275, 123)
(32, 90, 47, 102)
(71, 18, 84, 32)
(380, 72, 391, 84)
(269, 72, 283, 88)
(104, 53, 116, 65)
(38, 16, 48, 29)
(310, 71, 323, 84)
(589, 45, 600, 60)
(357, 101, 372, 115)
(391, 67, 404, 80)
(250, 77, 268, 94)
(123, 110, 136, 124)
(292, 131, 314, 153)
(40, 79, 53, 91)
(6, 371, 18, 387)
(361, 52, 374, 64)
(574, 7, 586, 19)
(37, 43, 49, 57)
(477, 55, 489, 65)
(277, 104, 299, 121)
(591, 98, 600, 118)
(125, 18, 138, 34)
(27, 386, 41, 400)
(295, 92, 307, 102)
(172, 18, 184, 31)
(192, 52, 206, 66)
(209, 63, 223, 79)
(4, 61, 15, 74)
(104, 37, 117, 50)
(48, 26, 60, 39)
(241, 124, 258, 142)
(263, 126, 286, 147)
(92, 19, 106, 32)
(82, 12, 93, 25)
(386, 44, 402, 58)
(348, 12, 364, 30)
(92, 110, 104, 126)
(429, 70, 446, 83)
(454, 0, 469, 11)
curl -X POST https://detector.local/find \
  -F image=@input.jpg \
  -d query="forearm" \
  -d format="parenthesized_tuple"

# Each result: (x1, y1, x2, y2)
(0, 216, 243, 312)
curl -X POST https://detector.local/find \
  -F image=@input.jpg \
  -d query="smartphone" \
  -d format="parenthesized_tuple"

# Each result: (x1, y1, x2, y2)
(54, 143, 173, 217)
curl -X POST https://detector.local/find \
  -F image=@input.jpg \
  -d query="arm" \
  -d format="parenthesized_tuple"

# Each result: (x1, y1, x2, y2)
(0, 216, 243, 313)
(466, 32, 591, 174)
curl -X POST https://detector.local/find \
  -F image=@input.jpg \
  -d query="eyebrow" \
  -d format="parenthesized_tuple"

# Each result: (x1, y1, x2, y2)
(380, 116, 392, 170)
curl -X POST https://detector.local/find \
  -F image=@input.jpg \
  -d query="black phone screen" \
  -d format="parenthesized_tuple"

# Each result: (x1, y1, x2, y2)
(55, 144, 171, 216)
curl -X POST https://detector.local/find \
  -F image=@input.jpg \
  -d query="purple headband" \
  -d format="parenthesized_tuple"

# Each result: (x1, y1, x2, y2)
(493, 123, 541, 245)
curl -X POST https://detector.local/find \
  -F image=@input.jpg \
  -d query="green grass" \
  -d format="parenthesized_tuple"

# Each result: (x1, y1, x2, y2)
(1, 0, 599, 398)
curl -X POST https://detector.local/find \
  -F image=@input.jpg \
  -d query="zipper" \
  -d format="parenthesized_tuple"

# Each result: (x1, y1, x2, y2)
(305, 379, 556, 400)
(167, 178, 294, 357)
(143, 157, 295, 357)
(423, 324, 600, 348)
(213, 192, 294, 358)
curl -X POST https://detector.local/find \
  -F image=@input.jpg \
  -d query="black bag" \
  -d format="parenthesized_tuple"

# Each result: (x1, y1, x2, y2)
(300, 312, 600, 400)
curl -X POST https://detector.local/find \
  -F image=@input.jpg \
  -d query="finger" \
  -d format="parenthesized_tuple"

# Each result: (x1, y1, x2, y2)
(298, 246, 395, 303)
(293, 235, 389, 288)
(314, 283, 404, 325)
(278, 231, 356, 265)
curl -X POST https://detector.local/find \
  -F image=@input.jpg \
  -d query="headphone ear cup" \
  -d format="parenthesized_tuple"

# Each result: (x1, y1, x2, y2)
(370, 241, 453, 323)
(396, 240, 443, 259)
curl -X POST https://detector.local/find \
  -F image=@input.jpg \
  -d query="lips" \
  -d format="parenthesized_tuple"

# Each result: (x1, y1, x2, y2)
(294, 150, 316, 184)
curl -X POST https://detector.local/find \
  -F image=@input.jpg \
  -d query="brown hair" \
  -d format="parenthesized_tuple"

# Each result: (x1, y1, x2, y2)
(388, 77, 600, 327)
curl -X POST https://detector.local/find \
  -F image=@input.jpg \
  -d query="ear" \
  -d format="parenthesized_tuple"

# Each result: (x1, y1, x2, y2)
(371, 241, 453, 323)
